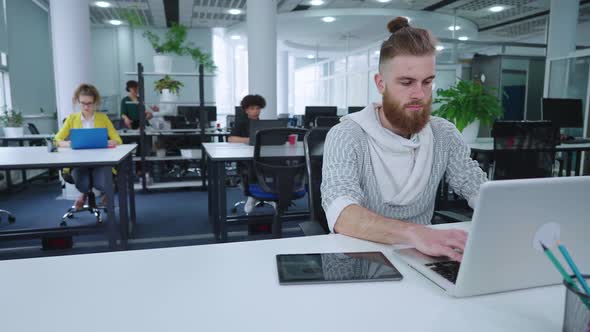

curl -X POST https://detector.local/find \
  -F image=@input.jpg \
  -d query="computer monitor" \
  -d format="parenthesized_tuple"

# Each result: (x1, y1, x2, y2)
(178, 106, 217, 127)
(304, 106, 337, 128)
(348, 106, 364, 114)
(541, 98, 584, 129)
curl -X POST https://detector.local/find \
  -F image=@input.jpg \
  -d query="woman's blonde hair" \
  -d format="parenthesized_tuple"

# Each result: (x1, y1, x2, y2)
(72, 83, 101, 106)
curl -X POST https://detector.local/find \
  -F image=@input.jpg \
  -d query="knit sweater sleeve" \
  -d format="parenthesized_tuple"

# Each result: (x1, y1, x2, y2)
(320, 122, 367, 232)
(440, 119, 487, 208)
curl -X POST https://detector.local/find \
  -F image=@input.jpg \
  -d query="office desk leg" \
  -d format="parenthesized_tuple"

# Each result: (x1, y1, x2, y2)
(2, 140, 12, 189)
(103, 166, 118, 250)
(566, 152, 573, 176)
(126, 156, 137, 233)
(215, 161, 227, 242)
(19, 141, 27, 185)
(117, 160, 129, 250)
(574, 151, 581, 176)
(208, 157, 219, 240)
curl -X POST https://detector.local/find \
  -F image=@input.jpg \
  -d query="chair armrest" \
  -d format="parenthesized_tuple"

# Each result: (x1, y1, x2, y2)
(433, 210, 471, 223)
(298, 220, 329, 236)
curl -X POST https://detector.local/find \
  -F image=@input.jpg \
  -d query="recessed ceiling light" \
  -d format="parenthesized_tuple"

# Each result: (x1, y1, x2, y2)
(374, 50, 380, 55)
(489, 5, 505, 12)
(228, 9, 242, 15)
(307, 54, 315, 59)
(435, 45, 445, 51)
(458, 36, 469, 41)
(108, 19, 122, 26)
(322, 16, 336, 23)
(448, 25, 461, 31)
(376, 0, 392, 3)
(230, 35, 241, 40)
(309, 0, 324, 5)
(94, 1, 111, 8)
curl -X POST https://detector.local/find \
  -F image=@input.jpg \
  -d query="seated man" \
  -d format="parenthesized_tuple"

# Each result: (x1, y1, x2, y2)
(321, 17, 487, 261)
(228, 94, 265, 214)
(228, 94, 273, 233)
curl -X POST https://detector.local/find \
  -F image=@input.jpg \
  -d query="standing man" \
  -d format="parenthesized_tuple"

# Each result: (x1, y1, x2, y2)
(321, 17, 487, 261)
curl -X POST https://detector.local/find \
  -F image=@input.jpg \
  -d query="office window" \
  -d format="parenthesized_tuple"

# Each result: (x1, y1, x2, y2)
(0, 70, 12, 111)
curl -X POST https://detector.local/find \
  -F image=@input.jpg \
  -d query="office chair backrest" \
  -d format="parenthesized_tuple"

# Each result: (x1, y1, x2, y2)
(26, 123, 46, 146)
(304, 128, 330, 234)
(253, 128, 308, 211)
(27, 123, 40, 134)
(491, 120, 559, 180)
(314, 116, 340, 128)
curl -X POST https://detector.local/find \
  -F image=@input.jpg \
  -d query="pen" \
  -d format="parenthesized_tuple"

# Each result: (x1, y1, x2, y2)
(556, 240, 590, 295)
(540, 243, 590, 310)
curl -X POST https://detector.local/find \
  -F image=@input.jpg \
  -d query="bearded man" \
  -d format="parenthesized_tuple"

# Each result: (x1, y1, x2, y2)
(321, 17, 487, 262)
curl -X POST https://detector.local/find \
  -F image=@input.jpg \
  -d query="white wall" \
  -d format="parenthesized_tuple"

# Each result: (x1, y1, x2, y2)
(89, 26, 214, 115)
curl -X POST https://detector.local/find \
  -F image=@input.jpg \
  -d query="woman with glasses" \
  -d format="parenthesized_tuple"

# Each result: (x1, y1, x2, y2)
(54, 83, 122, 210)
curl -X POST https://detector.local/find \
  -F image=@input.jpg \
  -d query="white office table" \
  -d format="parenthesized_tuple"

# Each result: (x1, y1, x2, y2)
(0, 134, 53, 187)
(0, 145, 137, 249)
(468, 137, 590, 176)
(203, 142, 307, 242)
(0, 225, 563, 332)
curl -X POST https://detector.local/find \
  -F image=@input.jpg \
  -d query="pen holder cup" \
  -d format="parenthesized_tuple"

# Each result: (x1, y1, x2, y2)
(563, 274, 590, 332)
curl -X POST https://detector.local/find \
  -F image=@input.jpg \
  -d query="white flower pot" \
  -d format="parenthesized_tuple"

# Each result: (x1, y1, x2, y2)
(159, 89, 177, 116)
(3, 126, 24, 138)
(153, 55, 173, 73)
(461, 120, 480, 144)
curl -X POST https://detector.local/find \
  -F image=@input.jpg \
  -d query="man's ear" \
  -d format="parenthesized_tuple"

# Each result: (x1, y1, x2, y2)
(374, 72, 386, 95)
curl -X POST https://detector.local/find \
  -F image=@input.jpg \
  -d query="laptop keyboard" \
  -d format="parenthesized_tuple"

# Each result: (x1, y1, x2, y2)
(425, 261, 461, 284)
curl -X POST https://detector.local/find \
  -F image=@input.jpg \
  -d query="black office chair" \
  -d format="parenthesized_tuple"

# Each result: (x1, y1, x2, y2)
(299, 127, 331, 235)
(490, 121, 559, 180)
(250, 128, 308, 238)
(27, 123, 45, 146)
(60, 169, 108, 226)
(0, 173, 16, 224)
(314, 116, 341, 128)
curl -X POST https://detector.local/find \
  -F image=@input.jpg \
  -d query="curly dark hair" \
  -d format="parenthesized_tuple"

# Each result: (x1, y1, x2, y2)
(126, 80, 139, 92)
(240, 94, 266, 110)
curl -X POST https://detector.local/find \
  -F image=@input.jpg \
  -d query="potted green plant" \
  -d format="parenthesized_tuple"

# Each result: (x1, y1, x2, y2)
(143, 23, 188, 73)
(433, 79, 504, 143)
(154, 75, 184, 116)
(0, 108, 24, 137)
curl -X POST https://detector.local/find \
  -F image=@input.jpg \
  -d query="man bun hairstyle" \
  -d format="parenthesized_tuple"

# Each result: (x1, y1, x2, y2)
(240, 94, 266, 110)
(379, 16, 437, 73)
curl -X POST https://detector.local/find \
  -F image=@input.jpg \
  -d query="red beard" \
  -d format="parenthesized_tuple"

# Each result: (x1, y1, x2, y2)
(382, 92, 432, 136)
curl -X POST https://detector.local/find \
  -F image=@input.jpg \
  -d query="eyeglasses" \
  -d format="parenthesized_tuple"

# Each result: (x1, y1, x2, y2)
(79, 101, 95, 107)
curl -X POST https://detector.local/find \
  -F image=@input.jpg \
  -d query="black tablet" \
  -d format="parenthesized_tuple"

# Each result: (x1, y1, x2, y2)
(276, 252, 403, 285)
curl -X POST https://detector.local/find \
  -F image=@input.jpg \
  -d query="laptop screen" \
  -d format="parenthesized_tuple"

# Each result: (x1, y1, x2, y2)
(70, 128, 108, 149)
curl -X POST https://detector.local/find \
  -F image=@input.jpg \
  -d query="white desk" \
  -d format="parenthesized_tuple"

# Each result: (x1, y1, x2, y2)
(467, 137, 590, 152)
(203, 142, 307, 242)
(468, 137, 590, 176)
(0, 226, 563, 332)
(0, 145, 137, 248)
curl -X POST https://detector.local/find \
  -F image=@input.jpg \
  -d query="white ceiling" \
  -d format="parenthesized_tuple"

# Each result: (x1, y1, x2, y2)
(82, 0, 589, 54)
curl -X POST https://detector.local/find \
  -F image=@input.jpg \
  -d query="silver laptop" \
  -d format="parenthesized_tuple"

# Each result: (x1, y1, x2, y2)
(393, 176, 590, 297)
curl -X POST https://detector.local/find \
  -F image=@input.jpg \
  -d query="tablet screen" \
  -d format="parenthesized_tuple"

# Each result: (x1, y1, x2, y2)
(276, 252, 403, 285)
